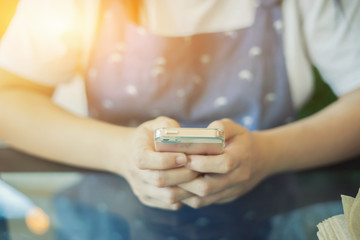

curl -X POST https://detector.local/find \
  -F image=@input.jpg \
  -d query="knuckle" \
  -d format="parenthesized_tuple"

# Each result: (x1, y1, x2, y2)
(168, 191, 177, 204)
(170, 203, 182, 211)
(155, 116, 167, 121)
(198, 180, 211, 197)
(153, 171, 166, 187)
(138, 119, 148, 126)
(136, 123, 147, 133)
(135, 156, 146, 169)
(138, 196, 150, 206)
(134, 148, 148, 169)
(157, 155, 171, 169)
(222, 117, 233, 122)
(164, 189, 177, 204)
(156, 116, 178, 127)
(221, 118, 234, 125)
(222, 156, 234, 173)
(190, 198, 203, 209)
(211, 120, 225, 130)
(192, 159, 205, 171)
(159, 157, 169, 169)
(155, 116, 169, 125)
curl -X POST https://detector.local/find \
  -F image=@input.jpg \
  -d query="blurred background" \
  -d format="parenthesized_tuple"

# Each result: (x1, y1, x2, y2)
(0, 1, 17, 147)
(0, 0, 337, 120)
(0, 0, 88, 119)
(0, 0, 17, 38)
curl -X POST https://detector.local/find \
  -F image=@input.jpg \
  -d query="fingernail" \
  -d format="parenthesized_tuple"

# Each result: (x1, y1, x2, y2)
(176, 155, 187, 165)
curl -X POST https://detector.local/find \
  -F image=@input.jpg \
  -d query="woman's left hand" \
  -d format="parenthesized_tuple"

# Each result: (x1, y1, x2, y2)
(179, 118, 270, 208)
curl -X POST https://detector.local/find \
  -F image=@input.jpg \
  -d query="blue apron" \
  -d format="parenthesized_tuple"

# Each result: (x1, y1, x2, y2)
(85, 0, 295, 130)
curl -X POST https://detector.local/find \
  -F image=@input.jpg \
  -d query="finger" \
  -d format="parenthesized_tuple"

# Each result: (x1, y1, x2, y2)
(128, 172, 193, 203)
(214, 184, 252, 204)
(179, 174, 232, 197)
(135, 117, 186, 170)
(186, 152, 239, 174)
(182, 185, 243, 209)
(140, 184, 194, 205)
(138, 196, 183, 211)
(141, 168, 199, 187)
(126, 172, 189, 208)
(214, 174, 261, 204)
(134, 127, 187, 169)
(135, 149, 188, 169)
(207, 118, 244, 141)
(147, 116, 180, 130)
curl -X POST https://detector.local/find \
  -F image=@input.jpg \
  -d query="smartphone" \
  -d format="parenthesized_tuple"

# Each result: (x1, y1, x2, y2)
(154, 127, 225, 155)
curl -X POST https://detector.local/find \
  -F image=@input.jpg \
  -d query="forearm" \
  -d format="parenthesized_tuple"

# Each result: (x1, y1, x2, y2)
(0, 89, 132, 175)
(256, 88, 360, 175)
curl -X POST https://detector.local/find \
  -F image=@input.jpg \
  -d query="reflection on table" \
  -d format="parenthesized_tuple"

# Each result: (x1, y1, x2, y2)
(1, 148, 359, 240)
(1, 169, 360, 240)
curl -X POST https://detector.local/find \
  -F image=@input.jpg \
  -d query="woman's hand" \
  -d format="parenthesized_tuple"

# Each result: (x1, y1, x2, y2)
(179, 118, 270, 208)
(121, 117, 199, 210)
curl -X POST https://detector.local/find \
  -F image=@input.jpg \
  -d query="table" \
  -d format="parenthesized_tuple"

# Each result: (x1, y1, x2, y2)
(0, 148, 359, 240)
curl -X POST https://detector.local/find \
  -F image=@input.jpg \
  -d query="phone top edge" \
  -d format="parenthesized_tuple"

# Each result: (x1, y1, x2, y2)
(154, 127, 224, 139)
(155, 127, 224, 131)
(154, 136, 224, 141)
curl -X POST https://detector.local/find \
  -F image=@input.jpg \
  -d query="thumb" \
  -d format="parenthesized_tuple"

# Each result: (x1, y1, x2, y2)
(208, 118, 245, 141)
(149, 116, 180, 130)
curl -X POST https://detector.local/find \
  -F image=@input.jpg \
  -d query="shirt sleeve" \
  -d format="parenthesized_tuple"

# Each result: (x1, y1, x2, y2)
(0, 0, 83, 86)
(301, 0, 360, 96)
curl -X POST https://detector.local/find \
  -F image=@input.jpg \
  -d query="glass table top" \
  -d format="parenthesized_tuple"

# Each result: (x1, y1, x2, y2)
(0, 148, 359, 240)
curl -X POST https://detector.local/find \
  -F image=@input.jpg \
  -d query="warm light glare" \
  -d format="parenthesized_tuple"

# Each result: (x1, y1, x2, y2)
(0, 0, 18, 38)
(36, 12, 73, 36)
(49, 18, 72, 35)
(25, 206, 50, 235)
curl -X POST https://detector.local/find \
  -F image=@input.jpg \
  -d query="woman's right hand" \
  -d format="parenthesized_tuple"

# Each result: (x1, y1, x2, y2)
(120, 117, 199, 210)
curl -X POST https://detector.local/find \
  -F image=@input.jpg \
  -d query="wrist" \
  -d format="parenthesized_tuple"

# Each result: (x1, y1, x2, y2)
(252, 130, 280, 177)
(102, 126, 134, 177)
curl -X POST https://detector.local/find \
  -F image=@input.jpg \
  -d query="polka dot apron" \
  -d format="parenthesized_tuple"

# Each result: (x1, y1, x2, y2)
(85, 0, 295, 130)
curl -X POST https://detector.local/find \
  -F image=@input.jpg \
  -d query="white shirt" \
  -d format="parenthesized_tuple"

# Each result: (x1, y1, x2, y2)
(0, 0, 359, 110)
